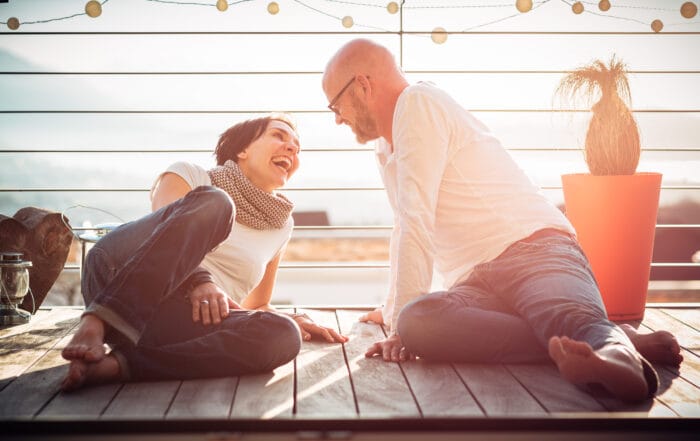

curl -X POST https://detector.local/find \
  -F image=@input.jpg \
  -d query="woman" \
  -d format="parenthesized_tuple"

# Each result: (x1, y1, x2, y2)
(61, 114, 346, 391)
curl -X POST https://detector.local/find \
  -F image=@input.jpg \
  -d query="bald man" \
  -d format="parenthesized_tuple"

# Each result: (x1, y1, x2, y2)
(322, 38, 682, 403)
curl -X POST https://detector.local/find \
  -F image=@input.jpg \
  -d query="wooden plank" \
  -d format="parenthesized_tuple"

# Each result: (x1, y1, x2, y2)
(230, 361, 294, 419)
(453, 363, 546, 416)
(335, 310, 420, 418)
(507, 364, 606, 413)
(639, 312, 700, 416)
(0, 332, 74, 418)
(166, 377, 237, 419)
(39, 383, 122, 419)
(0, 308, 51, 339)
(294, 309, 356, 418)
(641, 308, 700, 355)
(101, 380, 181, 419)
(653, 363, 700, 417)
(400, 359, 483, 417)
(660, 308, 700, 332)
(0, 308, 81, 391)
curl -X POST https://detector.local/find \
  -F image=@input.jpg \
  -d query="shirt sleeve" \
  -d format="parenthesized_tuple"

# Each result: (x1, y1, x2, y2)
(387, 88, 450, 332)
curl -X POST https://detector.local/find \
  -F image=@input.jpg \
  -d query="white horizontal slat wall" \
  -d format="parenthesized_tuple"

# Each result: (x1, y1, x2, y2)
(1, 0, 698, 305)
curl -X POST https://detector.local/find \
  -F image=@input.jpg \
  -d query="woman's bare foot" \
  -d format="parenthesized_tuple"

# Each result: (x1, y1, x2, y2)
(62, 314, 107, 362)
(548, 336, 649, 403)
(620, 323, 683, 366)
(61, 354, 121, 392)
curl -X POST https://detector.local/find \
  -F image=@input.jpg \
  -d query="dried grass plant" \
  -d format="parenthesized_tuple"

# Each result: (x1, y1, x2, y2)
(557, 56, 640, 175)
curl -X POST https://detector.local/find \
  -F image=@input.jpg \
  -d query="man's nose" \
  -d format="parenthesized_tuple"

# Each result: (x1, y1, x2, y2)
(335, 113, 343, 125)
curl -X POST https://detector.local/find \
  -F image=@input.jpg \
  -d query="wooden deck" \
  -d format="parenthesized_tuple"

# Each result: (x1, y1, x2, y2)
(1, 305, 699, 440)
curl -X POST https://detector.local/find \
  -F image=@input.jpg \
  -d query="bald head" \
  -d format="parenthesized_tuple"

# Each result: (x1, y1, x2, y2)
(323, 39, 405, 94)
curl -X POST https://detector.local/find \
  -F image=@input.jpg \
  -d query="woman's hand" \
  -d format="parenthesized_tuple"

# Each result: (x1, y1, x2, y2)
(291, 313, 348, 343)
(189, 282, 240, 325)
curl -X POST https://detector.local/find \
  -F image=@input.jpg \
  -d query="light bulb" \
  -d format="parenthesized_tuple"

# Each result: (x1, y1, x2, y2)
(85, 1, 102, 18)
(431, 27, 448, 45)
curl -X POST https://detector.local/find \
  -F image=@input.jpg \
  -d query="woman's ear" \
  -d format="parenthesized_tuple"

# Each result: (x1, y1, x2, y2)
(237, 149, 248, 160)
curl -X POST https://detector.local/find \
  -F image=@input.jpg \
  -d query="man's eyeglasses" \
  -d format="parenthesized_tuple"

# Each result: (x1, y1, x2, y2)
(327, 76, 356, 116)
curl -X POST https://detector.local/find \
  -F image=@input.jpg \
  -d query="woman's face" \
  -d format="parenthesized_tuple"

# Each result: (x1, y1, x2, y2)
(236, 120, 300, 193)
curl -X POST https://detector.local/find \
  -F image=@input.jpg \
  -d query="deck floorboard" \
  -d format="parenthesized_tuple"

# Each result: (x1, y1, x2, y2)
(0, 305, 698, 428)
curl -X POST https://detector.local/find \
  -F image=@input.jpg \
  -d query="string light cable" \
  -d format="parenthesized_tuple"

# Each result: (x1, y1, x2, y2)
(1, 0, 698, 34)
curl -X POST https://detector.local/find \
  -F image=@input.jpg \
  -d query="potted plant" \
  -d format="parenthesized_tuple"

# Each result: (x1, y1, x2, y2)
(557, 56, 661, 321)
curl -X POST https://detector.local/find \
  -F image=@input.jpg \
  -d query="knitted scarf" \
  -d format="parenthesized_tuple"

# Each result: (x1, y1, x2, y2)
(208, 160, 293, 230)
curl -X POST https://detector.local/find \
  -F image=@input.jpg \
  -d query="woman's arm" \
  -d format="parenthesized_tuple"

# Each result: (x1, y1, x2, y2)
(151, 171, 240, 324)
(151, 172, 192, 211)
(242, 251, 347, 343)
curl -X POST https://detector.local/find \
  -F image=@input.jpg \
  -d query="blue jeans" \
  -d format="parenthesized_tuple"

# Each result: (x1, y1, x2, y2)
(81, 186, 301, 380)
(398, 230, 634, 363)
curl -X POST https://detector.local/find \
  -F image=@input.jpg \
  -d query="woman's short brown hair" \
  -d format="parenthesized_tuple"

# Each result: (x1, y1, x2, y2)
(214, 114, 297, 166)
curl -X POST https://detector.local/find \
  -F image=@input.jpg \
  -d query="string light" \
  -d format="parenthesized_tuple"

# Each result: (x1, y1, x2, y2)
(387, 2, 399, 15)
(572, 1, 584, 15)
(681, 2, 698, 19)
(85, 0, 102, 18)
(1, 0, 698, 37)
(516, 0, 533, 13)
(431, 27, 448, 44)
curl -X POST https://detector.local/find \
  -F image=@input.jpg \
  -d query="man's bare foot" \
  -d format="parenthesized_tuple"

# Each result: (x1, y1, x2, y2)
(62, 314, 107, 362)
(61, 354, 121, 392)
(620, 323, 683, 366)
(548, 336, 649, 403)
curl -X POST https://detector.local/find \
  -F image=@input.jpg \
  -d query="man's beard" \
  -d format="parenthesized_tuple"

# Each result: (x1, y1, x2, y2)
(351, 97, 379, 144)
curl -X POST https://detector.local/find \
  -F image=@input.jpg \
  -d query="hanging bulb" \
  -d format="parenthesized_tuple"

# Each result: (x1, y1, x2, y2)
(572, 2, 584, 14)
(651, 19, 663, 33)
(681, 2, 697, 19)
(267, 2, 280, 15)
(7, 17, 20, 30)
(342, 16, 354, 28)
(598, 0, 611, 12)
(216, 0, 228, 12)
(85, 1, 102, 18)
(431, 27, 448, 44)
(515, 0, 532, 13)
(387, 2, 399, 14)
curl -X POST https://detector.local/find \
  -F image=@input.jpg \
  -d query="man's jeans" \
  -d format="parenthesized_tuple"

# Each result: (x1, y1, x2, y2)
(82, 186, 301, 380)
(398, 231, 634, 363)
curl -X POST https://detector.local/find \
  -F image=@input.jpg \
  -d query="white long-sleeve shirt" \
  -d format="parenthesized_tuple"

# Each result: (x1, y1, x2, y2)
(376, 82, 574, 331)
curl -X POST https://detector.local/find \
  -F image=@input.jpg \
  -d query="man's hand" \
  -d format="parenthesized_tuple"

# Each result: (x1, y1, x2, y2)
(358, 307, 384, 325)
(365, 333, 414, 362)
(189, 282, 241, 325)
(292, 313, 349, 343)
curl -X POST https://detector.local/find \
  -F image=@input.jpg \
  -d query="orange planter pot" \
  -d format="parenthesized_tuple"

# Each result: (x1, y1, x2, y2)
(561, 173, 662, 321)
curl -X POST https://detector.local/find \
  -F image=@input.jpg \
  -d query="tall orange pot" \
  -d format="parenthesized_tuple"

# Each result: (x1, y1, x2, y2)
(561, 172, 662, 321)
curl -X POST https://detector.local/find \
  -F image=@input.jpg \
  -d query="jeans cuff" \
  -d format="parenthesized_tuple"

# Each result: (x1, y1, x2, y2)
(85, 303, 141, 346)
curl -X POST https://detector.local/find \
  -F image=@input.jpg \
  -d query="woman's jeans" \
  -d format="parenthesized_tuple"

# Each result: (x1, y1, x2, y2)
(81, 186, 301, 380)
(398, 230, 634, 363)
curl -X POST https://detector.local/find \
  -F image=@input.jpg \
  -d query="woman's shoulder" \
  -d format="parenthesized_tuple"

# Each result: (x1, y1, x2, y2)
(164, 161, 211, 187)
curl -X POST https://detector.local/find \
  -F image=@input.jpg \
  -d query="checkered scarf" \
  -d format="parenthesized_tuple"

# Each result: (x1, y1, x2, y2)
(208, 160, 293, 230)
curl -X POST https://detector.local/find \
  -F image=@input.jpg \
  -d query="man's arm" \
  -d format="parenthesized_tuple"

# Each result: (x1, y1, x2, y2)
(366, 89, 450, 361)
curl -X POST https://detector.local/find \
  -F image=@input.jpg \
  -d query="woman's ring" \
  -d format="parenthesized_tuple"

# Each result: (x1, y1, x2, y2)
(200, 300, 209, 305)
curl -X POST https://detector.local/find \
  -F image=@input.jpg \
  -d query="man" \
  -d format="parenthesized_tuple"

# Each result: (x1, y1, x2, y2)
(322, 38, 682, 402)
